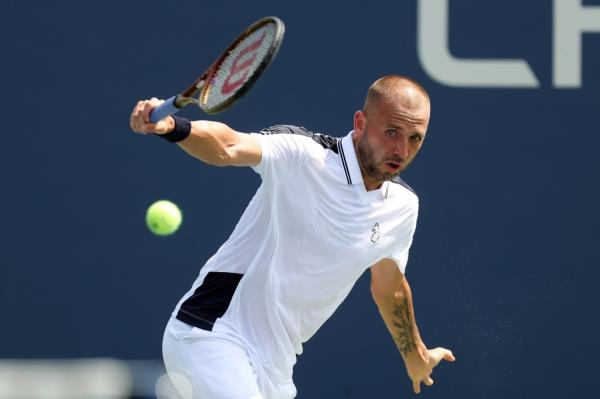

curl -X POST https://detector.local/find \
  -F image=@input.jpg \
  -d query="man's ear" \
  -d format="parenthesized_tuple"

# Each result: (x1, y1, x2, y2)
(354, 110, 366, 134)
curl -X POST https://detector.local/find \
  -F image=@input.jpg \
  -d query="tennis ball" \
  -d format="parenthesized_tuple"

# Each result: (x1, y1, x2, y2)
(146, 200, 182, 236)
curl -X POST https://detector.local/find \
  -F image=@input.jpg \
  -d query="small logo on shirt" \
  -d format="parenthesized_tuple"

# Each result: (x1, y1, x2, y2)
(371, 223, 381, 243)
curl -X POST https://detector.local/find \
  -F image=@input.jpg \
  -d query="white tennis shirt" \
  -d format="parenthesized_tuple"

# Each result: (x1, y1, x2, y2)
(173, 129, 419, 384)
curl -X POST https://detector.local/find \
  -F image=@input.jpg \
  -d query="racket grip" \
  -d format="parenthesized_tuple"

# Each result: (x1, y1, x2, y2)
(150, 96, 180, 123)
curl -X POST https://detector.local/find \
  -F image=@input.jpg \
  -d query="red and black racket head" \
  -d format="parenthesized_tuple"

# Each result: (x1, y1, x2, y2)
(191, 17, 285, 114)
(150, 17, 285, 122)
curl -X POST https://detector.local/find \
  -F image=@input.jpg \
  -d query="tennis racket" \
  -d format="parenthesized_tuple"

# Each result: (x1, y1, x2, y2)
(150, 16, 285, 123)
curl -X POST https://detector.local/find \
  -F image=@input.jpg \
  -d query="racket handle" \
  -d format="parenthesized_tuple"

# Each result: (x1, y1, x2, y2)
(150, 96, 181, 123)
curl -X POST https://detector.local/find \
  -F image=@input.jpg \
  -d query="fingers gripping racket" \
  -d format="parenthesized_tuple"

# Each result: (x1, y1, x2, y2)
(150, 16, 285, 123)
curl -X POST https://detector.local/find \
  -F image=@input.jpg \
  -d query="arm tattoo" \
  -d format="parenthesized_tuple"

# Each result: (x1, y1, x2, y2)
(391, 298, 417, 356)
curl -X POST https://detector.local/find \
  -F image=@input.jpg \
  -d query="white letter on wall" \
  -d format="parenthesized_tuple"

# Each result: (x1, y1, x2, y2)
(554, 0, 600, 88)
(418, 0, 539, 87)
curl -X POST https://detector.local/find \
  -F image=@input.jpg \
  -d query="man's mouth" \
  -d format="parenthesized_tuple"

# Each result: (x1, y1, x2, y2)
(385, 161, 401, 173)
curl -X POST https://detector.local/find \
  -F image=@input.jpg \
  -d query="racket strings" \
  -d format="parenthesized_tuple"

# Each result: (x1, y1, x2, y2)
(202, 24, 277, 110)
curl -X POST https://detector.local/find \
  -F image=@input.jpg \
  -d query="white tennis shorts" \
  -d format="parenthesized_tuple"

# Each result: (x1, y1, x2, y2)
(161, 317, 296, 399)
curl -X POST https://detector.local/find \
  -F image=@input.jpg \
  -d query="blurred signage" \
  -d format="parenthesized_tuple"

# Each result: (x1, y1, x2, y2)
(418, 0, 600, 88)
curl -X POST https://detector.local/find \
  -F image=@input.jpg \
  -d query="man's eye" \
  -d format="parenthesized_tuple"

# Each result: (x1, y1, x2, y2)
(385, 130, 398, 137)
(410, 134, 423, 142)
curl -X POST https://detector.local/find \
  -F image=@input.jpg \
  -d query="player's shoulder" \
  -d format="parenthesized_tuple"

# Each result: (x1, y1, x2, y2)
(389, 176, 419, 203)
(257, 125, 340, 153)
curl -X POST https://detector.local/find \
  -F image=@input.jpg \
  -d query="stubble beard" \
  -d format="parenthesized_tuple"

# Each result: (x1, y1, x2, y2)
(356, 132, 403, 183)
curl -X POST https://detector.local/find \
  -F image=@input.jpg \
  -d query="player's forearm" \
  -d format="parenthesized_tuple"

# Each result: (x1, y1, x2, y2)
(375, 277, 426, 360)
(131, 99, 259, 166)
(175, 120, 240, 166)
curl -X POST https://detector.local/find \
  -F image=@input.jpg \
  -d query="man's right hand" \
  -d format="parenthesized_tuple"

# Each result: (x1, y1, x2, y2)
(405, 346, 455, 394)
(130, 98, 175, 135)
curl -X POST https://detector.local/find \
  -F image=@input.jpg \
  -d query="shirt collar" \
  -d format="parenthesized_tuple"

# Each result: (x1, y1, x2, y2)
(339, 131, 364, 186)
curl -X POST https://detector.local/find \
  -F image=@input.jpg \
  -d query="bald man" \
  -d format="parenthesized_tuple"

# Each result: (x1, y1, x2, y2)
(130, 75, 455, 399)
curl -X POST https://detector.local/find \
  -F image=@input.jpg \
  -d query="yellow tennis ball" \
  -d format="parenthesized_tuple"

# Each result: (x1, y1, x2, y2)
(146, 200, 182, 236)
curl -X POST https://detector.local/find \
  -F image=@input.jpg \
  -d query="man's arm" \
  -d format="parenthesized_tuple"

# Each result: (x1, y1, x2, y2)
(129, 98, 262, 167)
(370, 258, 455, 394)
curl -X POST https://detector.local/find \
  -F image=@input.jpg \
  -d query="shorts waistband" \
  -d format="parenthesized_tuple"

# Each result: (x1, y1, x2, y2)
(175, 309, 214, 331)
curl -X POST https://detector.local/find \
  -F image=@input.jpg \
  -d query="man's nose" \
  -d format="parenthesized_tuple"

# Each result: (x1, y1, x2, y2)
(393, 136, 409, 160)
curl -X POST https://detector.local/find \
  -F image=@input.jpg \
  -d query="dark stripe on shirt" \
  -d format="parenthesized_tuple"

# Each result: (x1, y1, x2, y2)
(176, 272, 244, 331)
(337, 138, 352, 185)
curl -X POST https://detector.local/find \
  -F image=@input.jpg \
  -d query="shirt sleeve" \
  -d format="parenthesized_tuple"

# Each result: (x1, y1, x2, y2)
(251, 126, 320, 182)
(391, 246, 411, 275)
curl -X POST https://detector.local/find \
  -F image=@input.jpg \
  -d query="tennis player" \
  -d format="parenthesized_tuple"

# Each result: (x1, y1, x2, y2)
(130, 75, 455, 399)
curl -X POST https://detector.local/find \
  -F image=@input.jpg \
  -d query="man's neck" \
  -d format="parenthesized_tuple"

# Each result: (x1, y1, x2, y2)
(363, 175, 383, 191)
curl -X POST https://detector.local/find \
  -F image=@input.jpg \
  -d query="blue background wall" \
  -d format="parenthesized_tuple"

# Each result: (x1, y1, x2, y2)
(1, 0, 599, 397)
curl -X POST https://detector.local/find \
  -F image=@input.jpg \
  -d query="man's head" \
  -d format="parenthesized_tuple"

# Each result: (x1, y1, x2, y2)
(353, 75, 430, 190)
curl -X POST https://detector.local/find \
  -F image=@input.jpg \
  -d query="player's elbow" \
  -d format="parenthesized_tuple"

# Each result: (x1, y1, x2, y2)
(370, 274, 406, 308)
(181, 144, 232, 167)
(184, 120, 238, 166)
(207, 149, 235, 167)
(371, 285, 408, 315)
(209, 144, 253, 167)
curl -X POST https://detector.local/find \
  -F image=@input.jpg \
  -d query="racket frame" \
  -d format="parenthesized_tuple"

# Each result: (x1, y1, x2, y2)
(174, 16, 284, 115)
